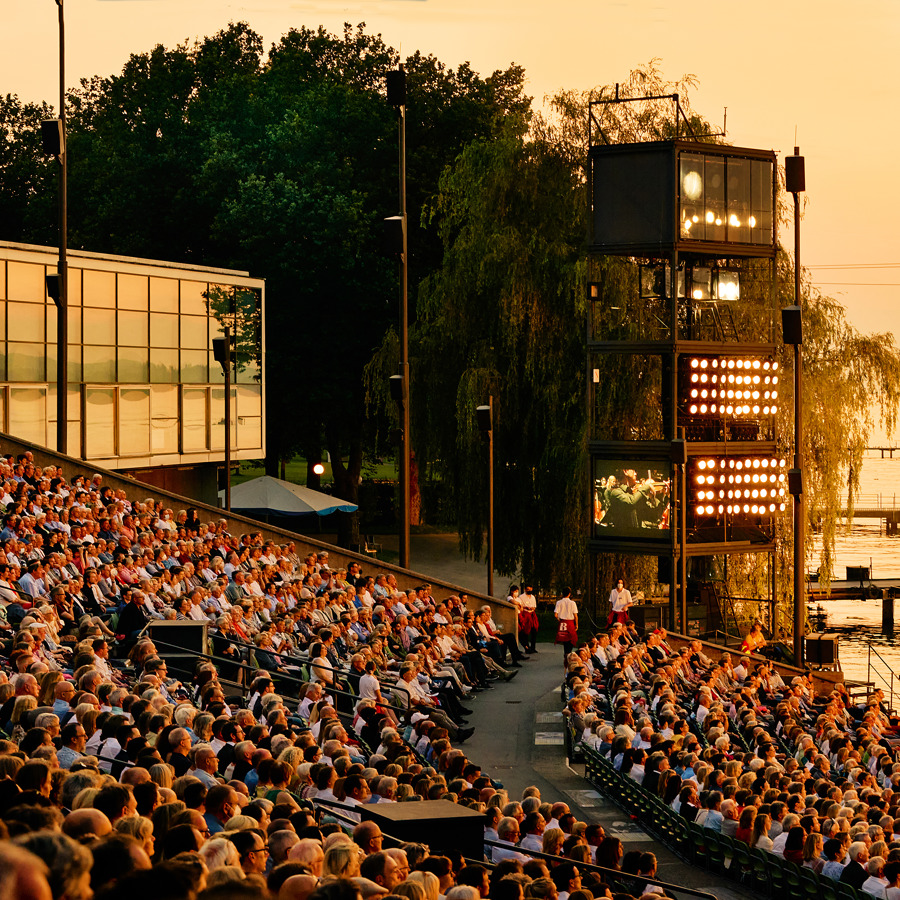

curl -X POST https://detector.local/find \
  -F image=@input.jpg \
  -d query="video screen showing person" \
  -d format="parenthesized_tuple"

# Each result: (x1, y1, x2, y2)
(593, 461, 671, 536)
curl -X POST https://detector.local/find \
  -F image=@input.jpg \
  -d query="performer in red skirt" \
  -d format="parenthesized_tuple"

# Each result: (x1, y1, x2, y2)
(554, 587, 578, 663)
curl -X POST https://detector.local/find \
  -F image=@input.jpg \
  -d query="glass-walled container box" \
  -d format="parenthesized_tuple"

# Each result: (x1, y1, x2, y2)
(590, 140, 776, 256)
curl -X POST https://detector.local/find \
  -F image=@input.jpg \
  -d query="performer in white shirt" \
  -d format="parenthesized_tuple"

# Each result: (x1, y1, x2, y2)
(554, 588, 579, 662)
(608, 579, 633, 625)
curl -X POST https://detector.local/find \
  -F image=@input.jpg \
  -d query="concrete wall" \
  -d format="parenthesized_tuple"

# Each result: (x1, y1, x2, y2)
(1, 431, 519, 634)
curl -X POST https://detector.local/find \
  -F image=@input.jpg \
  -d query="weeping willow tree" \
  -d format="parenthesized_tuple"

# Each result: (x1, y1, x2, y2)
(785, 278, 900, 585)
(723, 274, 900, 636)
(366, 108, 587, 590)
(366, 60, 900, 602)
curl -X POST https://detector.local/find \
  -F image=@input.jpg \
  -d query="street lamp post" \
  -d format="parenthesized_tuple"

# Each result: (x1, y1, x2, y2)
(476, 399, 494, 597)
(386, 65, 410, 570)
(42, 0, 67, 453)
(784, 145, 806, 667)
(213, 327, 233, 511)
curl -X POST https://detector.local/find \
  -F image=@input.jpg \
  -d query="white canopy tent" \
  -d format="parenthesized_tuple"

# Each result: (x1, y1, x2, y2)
(219, 475, 357, 517)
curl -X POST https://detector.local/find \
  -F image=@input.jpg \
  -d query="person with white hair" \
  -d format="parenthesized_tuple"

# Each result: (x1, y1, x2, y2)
(862, 857, 889, 897)
(492, 816, 531, 863)
(841, 842, 871, 889)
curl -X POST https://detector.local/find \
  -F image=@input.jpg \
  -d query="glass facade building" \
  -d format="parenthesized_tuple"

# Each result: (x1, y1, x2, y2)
(0, 241, 264, 501)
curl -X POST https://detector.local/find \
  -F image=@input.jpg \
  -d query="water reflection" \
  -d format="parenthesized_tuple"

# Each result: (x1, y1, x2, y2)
(812, 597, 900, 684)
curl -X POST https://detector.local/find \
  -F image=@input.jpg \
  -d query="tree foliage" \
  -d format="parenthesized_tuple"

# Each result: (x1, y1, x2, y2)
(368, 60, 900, 601)
(0, 21, 529, 548)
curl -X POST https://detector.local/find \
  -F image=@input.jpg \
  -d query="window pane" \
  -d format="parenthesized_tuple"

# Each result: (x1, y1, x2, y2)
(150, 277, 179, 312)
(751, 159, 774, 245)
(8, 301, 45, 342)
(206, 284, 234, 323)
(210, 387, 236, 451)
(180, 349, 208, 383)
(47, 303, 57, 343)
(82, 270, 115, 308)
(150, 313, 179, 348)
(83, 345, 116, 382)
(7, 262, 45, 302)
(67, 388, 80, 456)
(180, 280, 208, 317)
(236, 358, 260, 385)
(0, 261, 5, 300)
(7, 343, 45, 381)
(46, 387, 82, 455)
(149, 348, 178, 383)
(9, 387, 46, 444)
(237, 384, 262, 417)
(117, 310, 148, 346)
(182, 388, 208, 451)
(118, 274, 148, 310)
(83, 307, 116, 344)
(150, 385, 178, 453)
(68, 306, 81, 344)
(118, 347, 149, 383)
(181, 315, 208, 349)
(68, 268, 81, 306)
(66, 345, 81, 383)
(0, 387, 6, 431)
(237, 416, 262, 450)
(209, 351, 225, 384)
(726, 157, 752, 243)
(85, 388, 115, 457)
(119, 388, 150, 454)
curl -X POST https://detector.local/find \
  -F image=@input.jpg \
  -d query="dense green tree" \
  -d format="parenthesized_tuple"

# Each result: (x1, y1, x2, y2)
(0, 21, 530, 548)
(0, 95, 57, 245)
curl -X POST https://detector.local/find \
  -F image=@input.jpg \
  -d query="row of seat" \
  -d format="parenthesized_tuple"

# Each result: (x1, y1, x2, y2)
(582, 745, 864, 900)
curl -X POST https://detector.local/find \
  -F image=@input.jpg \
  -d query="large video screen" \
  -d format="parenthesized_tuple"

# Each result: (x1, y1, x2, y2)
(593, 460, 671, 538)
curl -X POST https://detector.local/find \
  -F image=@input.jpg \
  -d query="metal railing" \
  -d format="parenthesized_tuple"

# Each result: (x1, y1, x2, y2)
(867, 642, 899, 713)
(848, 492, 900, 512)
(148, 637, 413, 719)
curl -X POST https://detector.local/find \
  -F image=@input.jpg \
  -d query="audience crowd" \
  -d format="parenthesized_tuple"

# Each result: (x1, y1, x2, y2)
(0, 451, 670, 900)
(564, 623, 900, 897)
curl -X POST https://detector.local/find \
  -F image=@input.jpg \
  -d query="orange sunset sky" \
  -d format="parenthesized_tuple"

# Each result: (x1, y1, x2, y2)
(3, 0, 899, 364)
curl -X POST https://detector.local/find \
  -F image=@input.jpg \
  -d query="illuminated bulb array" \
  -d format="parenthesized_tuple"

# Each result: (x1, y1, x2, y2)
(691, 456, 788, 518)
(685, 357, 779, 418)
(681, 213, 758, 234)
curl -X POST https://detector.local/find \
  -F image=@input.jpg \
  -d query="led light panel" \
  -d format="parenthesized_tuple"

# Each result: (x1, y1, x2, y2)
(689, 455, 788, 520)
(682, 356, 779, 419)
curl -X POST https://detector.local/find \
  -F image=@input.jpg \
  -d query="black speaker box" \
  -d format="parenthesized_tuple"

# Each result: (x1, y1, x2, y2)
(658, 556, 673, 584)
(805, 633, 838, 666)
(360, 800, 484, 860)
(144, 620, 208, 655)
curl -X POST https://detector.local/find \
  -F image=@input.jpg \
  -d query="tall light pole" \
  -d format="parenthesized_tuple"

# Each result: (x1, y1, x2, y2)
(386, 65, 410, 569)
(213, 328, 233, 511)
(784, 145, 806, 667)
(476, 399, 494, 597)
(42, 0, 67, 453)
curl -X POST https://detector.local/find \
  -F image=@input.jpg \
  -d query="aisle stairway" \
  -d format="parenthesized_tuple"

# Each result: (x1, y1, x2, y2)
(463, 642, 756, 900)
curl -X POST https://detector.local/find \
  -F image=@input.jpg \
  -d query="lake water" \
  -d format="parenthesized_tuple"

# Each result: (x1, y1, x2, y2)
(807, 453, 900, 685)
